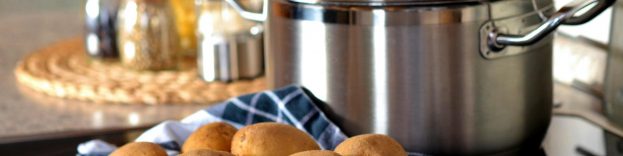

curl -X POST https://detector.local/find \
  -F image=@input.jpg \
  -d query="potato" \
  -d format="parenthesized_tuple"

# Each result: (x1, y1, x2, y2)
(290, 150, 341, 156)
(334, 134, 407, 156)
(110, 142, 167, 156)
(183, 122, 237, 152)
(179, 149, 234, 156)
(231, 122, 320, 156)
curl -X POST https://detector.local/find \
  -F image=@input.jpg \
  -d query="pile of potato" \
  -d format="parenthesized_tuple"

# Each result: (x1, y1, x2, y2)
(110, 122, 407, 156)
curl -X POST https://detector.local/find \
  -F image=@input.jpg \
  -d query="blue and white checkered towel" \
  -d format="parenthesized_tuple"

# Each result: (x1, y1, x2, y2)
(77, 85, 348, 156)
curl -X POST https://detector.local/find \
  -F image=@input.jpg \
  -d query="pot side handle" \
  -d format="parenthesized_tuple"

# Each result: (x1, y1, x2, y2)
(224, 0, 268, 22)
(487, 0, 616, 52)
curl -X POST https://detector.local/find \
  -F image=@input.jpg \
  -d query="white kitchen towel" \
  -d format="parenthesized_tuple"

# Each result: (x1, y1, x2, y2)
(77, 85, 348, 156)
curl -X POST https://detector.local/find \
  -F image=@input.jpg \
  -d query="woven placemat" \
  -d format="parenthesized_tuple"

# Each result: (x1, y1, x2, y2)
(15, 38, 267, 105)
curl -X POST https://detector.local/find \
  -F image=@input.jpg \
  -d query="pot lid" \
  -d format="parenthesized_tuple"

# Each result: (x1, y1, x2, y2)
(289, 0, 498, 5)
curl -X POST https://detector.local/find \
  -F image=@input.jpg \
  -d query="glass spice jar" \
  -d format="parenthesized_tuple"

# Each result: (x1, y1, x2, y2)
(116, 0, 179, 70)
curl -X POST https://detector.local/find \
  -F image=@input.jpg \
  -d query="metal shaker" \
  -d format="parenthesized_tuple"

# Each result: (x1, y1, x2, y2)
(606, 1, 623, 126)
(196, 0, 263, 82)
(85, 0, 120, 59)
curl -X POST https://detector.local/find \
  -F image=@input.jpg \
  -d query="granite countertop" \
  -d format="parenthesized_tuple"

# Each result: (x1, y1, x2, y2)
(0, 0, 207, 144)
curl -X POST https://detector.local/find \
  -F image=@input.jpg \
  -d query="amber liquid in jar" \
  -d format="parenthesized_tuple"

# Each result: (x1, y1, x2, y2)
(170, 0, 198, 69)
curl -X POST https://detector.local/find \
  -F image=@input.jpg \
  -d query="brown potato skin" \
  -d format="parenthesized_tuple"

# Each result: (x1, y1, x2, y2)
(290, 150, 341, 156)
(231, 122, 320, 156)
(178, 149, 234, 156)
(183, 122, 238, 152)
(334, 134, 407, 156)
(110, 142, 167, 156)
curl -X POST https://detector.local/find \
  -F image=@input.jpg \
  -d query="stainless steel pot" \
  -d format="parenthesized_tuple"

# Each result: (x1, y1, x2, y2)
(225, 0, 615, 155)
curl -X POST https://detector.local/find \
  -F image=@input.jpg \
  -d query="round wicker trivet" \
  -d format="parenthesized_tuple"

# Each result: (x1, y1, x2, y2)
(15, 38, 267, 105)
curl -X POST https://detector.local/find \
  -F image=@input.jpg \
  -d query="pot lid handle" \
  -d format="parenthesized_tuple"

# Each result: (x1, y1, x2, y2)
(224, 0, 268, 22)
(486, 0, 616, 52)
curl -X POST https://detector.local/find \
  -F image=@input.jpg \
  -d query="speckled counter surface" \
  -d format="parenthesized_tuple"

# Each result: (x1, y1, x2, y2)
(0, 0, 207, 143)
